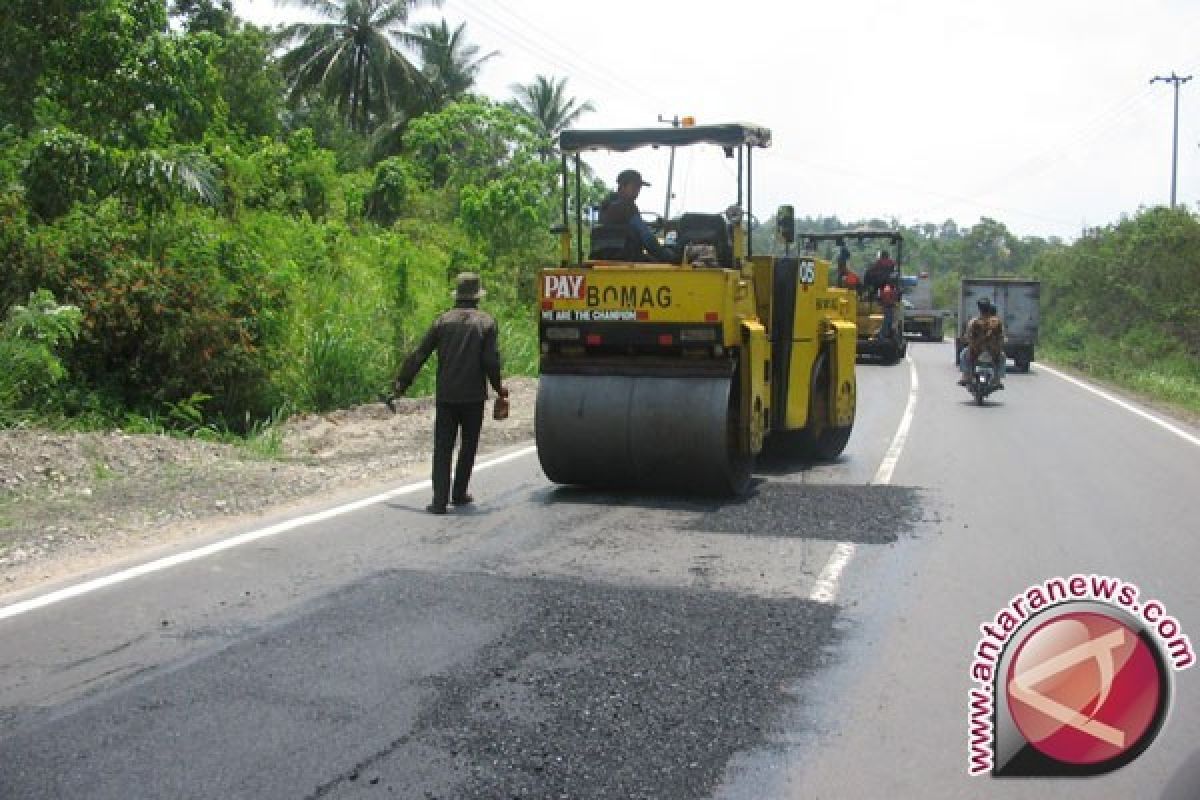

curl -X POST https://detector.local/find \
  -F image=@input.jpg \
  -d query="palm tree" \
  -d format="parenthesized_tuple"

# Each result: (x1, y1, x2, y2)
(275, 0, 440, 133)
(413, 19, 497, 112)
(506, 75, 595, 156)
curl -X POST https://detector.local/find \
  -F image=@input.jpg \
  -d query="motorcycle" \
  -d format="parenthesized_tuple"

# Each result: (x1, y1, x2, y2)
(966, 351, 1003, 405)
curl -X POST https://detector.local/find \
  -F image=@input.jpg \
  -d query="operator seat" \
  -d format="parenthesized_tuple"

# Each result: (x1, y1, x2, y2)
(588, 223, 644, 261)
(675, 213, 733, 268)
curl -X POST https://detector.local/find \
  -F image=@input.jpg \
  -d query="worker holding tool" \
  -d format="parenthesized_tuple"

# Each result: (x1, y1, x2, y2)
(393, 272, 507, 514)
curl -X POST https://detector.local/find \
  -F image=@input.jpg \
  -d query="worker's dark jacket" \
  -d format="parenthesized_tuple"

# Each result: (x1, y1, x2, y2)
(598, 193, 638, 225)
(863, 259, 897, 290)
(396, 305, 502, 403)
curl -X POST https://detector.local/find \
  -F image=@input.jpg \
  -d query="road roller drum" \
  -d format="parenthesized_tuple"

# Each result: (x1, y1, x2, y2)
(536, 372, 752, 495)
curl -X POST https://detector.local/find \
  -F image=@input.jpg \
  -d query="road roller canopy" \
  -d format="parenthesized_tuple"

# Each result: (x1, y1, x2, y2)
(556, 122, 772, 264)
(558, 124, 772, 153)
(798, 229, 904, 244)
(798, 229, 905, 263)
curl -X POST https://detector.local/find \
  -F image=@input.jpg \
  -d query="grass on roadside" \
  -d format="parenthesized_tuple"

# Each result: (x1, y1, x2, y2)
(1040, 338, 1200, 416)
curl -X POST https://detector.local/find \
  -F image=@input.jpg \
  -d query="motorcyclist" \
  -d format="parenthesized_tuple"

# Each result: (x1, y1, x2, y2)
(958, 298, 1006, 388)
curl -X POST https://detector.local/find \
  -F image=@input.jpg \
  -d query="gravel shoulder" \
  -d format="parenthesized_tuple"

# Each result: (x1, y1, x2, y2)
(0, 378, 537, 599)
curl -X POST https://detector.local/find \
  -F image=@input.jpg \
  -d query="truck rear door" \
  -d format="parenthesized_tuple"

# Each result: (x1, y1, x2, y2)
(996, 283, 1040, 346)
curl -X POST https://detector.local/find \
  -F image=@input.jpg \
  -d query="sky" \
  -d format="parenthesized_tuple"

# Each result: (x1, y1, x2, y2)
(234, 0, 1200, 241)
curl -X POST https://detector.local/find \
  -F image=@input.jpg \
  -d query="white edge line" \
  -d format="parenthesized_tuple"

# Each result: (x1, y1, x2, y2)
(1036, 362, 1200, 449)
(810, 354, 919, 604)
(0, 444, 539, 621)
(872, 354, 921, 485)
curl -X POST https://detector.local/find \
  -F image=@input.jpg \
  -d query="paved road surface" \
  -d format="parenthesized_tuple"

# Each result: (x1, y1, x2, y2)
(2, 342, 1198, 799)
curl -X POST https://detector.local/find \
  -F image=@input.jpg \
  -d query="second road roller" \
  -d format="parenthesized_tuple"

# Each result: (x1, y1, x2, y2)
(536, 122, 857, 495)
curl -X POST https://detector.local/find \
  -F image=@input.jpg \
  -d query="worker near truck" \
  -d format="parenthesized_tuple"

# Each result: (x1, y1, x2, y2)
(598, 169, 677, 263)
(958, 298, 1006, 388)
(834, 237, 858, 288)
(863, 250, 899, 340)
(393, 272, 508, 515)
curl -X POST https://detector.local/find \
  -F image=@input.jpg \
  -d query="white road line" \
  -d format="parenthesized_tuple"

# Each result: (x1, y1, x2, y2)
(872, 354, 921, 485)
(810, 355, 920, 604)
(810, 542, 857, 604)
(1037, 362, 1200, 449)
(0, 445, 539, 621)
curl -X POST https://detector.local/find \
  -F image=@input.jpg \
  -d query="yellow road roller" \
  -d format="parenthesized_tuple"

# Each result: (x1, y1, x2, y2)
(536, 123, 858, 494)
(799, 229, 909, 364)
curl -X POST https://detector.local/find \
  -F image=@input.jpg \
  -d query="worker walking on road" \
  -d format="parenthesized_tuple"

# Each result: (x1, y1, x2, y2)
(393, 272, 508, 514)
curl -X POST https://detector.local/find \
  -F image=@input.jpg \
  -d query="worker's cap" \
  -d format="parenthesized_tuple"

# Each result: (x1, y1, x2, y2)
(453, 272, 486, 300)
(616, 169, 650, 187)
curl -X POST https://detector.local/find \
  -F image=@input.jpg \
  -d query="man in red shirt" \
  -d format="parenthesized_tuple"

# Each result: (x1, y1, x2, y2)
(864, 250, 899, 340)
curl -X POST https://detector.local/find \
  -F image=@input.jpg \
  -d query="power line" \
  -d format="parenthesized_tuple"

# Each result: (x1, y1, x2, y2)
(495, 3, 670, 107)
(453, 3, 665, 110)
(956, 86, 1156, 202)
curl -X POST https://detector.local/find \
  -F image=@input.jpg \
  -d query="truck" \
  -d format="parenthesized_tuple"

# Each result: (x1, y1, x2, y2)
(955, 278, 1041, 372)
(902, 272, 948, 341)
(536, 122, 859, 495)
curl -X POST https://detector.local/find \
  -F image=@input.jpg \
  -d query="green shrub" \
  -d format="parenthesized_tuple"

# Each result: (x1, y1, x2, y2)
(22, 129, 109, 220)
(223, 129, 338, 220)
(364, 156, 417, 226)
(0, 289, 82, 415)
(7, 203, 282, 423)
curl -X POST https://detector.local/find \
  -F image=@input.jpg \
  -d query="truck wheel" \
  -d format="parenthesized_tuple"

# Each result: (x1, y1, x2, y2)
(933, 320, 944, 342)
(881, 337, 901, 365)
(1015, 351, 1031, 372)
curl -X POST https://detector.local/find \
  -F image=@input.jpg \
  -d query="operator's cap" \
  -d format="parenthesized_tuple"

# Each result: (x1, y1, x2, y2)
(616, 169, 650, 187)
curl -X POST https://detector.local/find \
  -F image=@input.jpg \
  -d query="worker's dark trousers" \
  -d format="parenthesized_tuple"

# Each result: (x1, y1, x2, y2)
(432, 401, 485, 507)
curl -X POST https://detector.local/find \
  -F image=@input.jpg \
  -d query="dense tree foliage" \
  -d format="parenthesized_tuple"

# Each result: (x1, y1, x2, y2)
(1, 0, 1191, 429)
(1034, 208, 1199, 351)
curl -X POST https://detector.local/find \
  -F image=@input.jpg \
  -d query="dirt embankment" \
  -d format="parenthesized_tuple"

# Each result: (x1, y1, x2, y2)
(0, 378, 538, 597)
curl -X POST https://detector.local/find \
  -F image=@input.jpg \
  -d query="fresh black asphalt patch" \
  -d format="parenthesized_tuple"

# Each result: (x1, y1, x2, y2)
(0, 570, 839, 800)
(683, 483, 924, 544)
(398, 577, 838, 800)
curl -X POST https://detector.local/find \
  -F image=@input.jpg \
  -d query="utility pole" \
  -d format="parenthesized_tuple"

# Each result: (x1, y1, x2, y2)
(1150, 72, 1192, 207)
(658, 114, 680, 220)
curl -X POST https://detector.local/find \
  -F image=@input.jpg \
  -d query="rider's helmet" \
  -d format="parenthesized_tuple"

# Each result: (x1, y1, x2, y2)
(977, 297, 992, 314)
